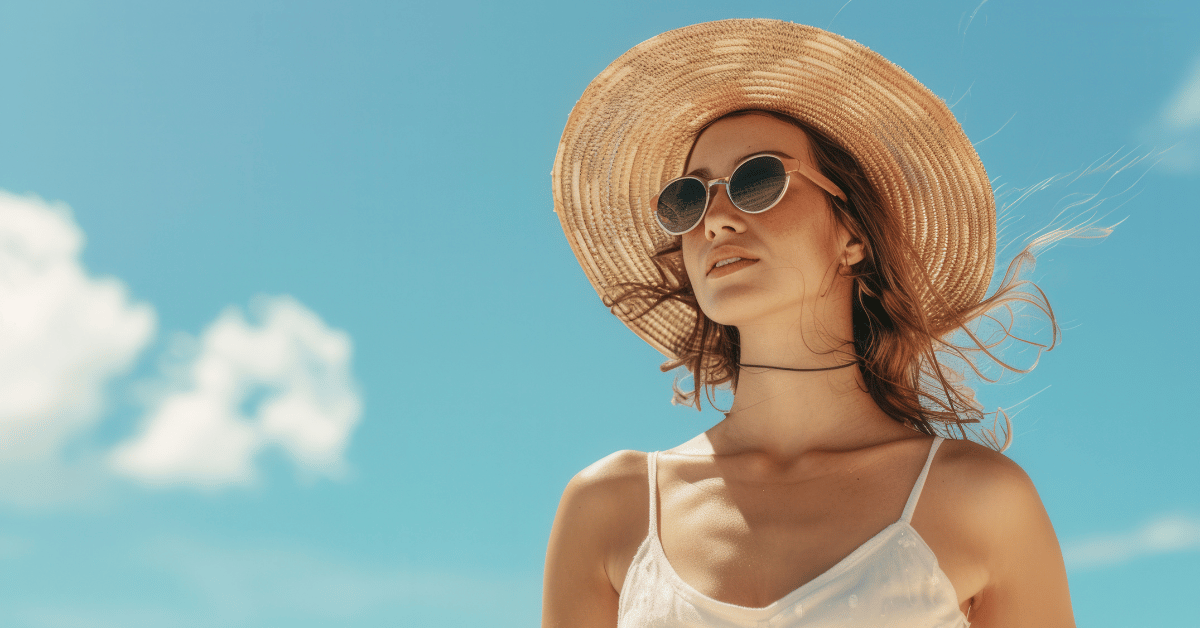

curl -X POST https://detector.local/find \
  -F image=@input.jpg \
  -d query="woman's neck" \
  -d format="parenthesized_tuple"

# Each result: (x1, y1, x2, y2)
(710, 317, 907, 461)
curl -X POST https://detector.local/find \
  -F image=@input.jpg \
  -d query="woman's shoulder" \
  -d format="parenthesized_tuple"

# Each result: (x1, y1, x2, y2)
(929, 437, 1055, 549)
(561, 450, 651, 516)
(935, 437, 1039, 502)
(553, 451, 652, 581)
(929, 440, 1073, 621)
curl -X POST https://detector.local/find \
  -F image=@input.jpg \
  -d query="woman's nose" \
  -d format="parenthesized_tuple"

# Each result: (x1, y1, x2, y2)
(703, 183, 747, 240)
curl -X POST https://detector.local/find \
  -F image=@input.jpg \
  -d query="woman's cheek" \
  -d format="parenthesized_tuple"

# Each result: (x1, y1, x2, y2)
(682, 238, 705, 286)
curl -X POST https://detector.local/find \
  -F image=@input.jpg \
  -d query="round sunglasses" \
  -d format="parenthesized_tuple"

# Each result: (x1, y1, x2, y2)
(651, 153, 848, 236)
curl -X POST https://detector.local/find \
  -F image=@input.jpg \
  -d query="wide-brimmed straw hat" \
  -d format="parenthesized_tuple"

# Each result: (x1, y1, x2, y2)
(551, 19, 995, 359)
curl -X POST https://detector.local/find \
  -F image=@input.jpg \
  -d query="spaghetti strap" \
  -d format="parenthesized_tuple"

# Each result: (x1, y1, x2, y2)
(899, 436, 944, 523)
(646, 451, 660, 536)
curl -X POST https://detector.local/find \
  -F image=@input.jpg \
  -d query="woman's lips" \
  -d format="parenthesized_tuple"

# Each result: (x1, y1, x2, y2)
(708, 258, 758, 278)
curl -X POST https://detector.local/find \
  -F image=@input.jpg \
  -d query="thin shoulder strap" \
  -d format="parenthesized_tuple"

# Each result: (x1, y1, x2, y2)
(900, 437, 944, 523)
(646, 451, 660, 536)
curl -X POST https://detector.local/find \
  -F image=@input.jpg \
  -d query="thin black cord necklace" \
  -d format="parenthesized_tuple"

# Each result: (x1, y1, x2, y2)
(737, 360, 859, 372)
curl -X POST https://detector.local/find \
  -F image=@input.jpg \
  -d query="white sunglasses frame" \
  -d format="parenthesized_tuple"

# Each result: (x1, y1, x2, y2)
(651, 153, 848, 236)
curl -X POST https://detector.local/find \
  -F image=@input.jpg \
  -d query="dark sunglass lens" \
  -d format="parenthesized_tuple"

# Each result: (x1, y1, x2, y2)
(729, 156, 787, 212)
(656, 178, 708, 234)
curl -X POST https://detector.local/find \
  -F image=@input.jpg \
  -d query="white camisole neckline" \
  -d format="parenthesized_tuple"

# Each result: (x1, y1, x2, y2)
(617, 436, 972, 627)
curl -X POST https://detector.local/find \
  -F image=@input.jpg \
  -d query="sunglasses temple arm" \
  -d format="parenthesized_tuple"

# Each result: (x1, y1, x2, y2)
(787, 158, 848, 202)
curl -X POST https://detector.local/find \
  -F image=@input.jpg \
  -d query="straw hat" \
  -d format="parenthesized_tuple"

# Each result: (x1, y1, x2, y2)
(551, 19, 995, 359)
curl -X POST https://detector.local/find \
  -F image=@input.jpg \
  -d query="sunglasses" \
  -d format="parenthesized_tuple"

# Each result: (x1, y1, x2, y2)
(652, 153, 848, 236)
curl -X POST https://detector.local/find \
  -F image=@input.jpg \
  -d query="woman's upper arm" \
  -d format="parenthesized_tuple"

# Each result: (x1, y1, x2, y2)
(969, 455, 1076, 628)
(542, 451, 646, 628)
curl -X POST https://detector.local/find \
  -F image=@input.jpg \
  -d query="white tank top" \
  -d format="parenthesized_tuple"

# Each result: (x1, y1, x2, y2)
(617, 436, 972, 627)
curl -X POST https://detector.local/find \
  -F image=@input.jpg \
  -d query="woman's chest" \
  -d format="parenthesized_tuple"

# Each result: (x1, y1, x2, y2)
(608, 454, 987, 616)
(654, 471, 920, 607)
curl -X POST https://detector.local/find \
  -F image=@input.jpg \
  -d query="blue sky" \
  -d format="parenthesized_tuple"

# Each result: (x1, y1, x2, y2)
(0, 0, 1196, 626)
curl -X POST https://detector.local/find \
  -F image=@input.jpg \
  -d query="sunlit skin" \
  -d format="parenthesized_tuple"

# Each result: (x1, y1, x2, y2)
(542, 113, 1076, 628)
(679, 113, 895, 459)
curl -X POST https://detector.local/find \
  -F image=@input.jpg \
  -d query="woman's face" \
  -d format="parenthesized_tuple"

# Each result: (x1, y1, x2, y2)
(681, 113, 860, 328)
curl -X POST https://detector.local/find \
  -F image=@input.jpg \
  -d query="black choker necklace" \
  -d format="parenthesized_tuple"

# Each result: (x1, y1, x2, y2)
(738, 360, 859, 372)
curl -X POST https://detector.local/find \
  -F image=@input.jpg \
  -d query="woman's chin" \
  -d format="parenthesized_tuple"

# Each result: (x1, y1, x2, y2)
(699, 298, 799, 328)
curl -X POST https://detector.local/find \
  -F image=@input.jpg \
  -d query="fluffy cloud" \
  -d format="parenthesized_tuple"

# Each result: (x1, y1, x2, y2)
(0, 192, 155, 506)
(1063, 513, 1200, 571)
(0, 190, 362, 502)
(109, 296, 361, 488)
(1140, 55, 1200, 172)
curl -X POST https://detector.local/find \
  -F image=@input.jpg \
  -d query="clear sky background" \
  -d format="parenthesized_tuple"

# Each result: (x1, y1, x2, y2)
(0, 0, 1196, 626)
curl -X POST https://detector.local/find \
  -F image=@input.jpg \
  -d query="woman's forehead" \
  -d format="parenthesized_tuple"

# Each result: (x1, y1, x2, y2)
(686, 113, 816, 176)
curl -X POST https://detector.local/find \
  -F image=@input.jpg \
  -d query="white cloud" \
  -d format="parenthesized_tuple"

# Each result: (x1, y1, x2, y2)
(1140, 55, 1200, 172)
(1063, 513, 1200, 571)
(0, 189, 363, 503)
(109, 296, 361, 488)
(0, 192, 156, 506)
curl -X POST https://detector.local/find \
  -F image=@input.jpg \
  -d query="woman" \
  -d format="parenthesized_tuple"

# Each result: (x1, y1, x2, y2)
(544, 19, 1076, 627)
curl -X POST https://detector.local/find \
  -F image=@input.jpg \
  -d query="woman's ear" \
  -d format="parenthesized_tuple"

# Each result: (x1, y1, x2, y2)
(839, 227, 866, 266)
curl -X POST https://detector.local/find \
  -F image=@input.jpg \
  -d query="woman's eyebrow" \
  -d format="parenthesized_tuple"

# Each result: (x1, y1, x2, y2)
(685, 151, 792, 179)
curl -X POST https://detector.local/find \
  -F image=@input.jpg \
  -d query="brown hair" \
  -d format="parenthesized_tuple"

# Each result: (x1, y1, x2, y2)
(609, 110, 1068, 451)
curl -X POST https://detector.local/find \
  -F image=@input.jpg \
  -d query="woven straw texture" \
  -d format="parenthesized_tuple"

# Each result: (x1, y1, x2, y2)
(552, 19, 996, 359)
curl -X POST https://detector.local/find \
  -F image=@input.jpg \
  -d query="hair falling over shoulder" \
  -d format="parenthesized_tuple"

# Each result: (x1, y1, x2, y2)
(608, 114, 1113, 452)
